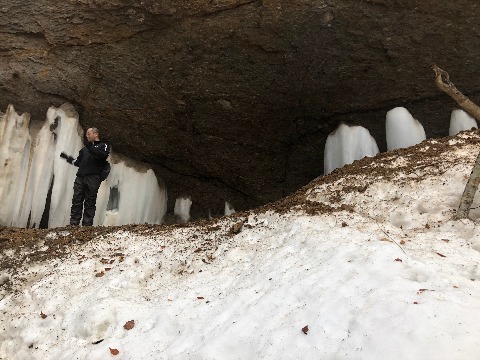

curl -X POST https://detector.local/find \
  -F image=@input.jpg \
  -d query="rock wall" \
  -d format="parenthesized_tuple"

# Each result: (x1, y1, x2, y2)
(1, 0, 479, 218)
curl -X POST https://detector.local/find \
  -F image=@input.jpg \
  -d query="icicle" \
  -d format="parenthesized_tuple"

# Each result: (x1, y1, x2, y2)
(386, 107, 426, 151)
(449, 109, 478, 136)
(324, 123, 379, 174)
(0, 105, 32, 226)
(225, 202, 235, 216)
(94, 153, 167, 226)
(174, 197, 192, 223)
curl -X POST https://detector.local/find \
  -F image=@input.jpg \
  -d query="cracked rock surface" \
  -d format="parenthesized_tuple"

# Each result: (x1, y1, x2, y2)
(1, 0, 479, 218)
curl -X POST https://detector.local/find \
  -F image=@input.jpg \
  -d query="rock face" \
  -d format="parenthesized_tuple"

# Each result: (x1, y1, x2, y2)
(1, 0, 479, 218)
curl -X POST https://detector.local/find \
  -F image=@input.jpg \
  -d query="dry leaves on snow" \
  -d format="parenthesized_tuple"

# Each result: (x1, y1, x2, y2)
(123, 320, 135, 330)
(109, 348, 119, 355)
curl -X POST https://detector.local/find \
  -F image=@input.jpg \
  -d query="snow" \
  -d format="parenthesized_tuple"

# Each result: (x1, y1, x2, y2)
(386, 107, 426, 151)
(2, 132, 480, 359)
(324, 123, 379, 174)
(449, 109, 478, 136)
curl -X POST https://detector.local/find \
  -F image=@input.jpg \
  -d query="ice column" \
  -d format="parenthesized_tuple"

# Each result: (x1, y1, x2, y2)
(94, 155, 167, 226)
(174, 197, 192, 223)
(17, 104, 82, 228)
(0, 105, 32, 226)
(324, 123, 379, 174)
(449, 109, 478, 136)
(225, 202, 235, 216)
(386, 107, 426, 151)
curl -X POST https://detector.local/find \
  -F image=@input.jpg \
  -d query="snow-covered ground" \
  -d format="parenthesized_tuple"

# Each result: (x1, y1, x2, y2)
(2, 132, 480, 359)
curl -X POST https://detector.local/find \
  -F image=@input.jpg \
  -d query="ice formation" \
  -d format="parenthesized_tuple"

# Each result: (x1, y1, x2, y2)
(386, 107, 426, 151)
(174, 197, 192, 223)
(0, 105, 32, 226)
(95, 156, 167, 226)
(449, 109, 478, 136)
(324, 123, 379, 174)
(0, 104, 167, 228)
(225, 202, 235, 216)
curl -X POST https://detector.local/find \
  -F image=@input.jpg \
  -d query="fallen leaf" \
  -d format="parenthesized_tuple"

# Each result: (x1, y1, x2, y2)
(442, 239, 450, 243)
(40, 312, 47, 319)
(435, 252, 446, 258)
(197, 296, 205, 300)
(341, 222, 348, 227)
(92, 339, 104, 345)
(123, 320, 135, 330)
(194, 248, 203, 253)
(109, 348, 119, 355)
(453, 285, 459, 288)
(105, 268, 112, 271)
(394, 258, 402, 262)
(302, 325, 309, 335)
(400, 240, 405, 245)
(425, 223, 430, 229)
(95, 271, 105, 277)
(413, 302, 419, 305)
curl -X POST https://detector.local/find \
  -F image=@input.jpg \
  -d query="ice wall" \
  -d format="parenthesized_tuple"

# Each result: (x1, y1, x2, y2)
(386, 107, 426, 151)
(324, 123, 379, 174)
(0, 104, 167, 228)
(449, 109, 478, 136)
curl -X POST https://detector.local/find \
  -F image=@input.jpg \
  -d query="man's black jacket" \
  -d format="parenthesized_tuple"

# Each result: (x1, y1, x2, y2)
(73, 141, 110, 176)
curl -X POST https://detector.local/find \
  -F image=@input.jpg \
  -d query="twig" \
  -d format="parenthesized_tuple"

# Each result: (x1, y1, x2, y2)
(380, 228, 406, 255)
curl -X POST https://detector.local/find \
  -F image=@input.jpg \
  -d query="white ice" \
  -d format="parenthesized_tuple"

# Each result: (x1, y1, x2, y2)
(95, 155, 167, 226)
(449, 109, 478, 136)
(324, 123, 379, 174)
(386, 107, 426, 151)
(225, 201, 235, 216)
(2, 133, 480, 359)
(0, 105, 32, 226)
(174, 196, 193, 223)
(0, 104, 167, 228)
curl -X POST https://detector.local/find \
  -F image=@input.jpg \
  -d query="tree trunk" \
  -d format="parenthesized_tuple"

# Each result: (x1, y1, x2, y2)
(455, 151, 480, 220)
(432, 64, 480, 219)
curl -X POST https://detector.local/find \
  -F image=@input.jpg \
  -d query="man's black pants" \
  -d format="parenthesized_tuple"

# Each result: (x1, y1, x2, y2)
(70, 175, 101, 226)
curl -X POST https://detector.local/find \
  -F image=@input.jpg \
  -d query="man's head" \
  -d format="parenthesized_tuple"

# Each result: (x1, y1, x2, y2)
(86, 127, 100, 142)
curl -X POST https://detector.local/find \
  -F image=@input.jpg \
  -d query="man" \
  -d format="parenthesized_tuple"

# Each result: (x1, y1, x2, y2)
(60, 127, 110, 226)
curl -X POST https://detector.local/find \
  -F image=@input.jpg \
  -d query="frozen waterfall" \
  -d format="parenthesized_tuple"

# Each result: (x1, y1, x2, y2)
(0, 104, 167, 228)
(386, 107, 426, 151)
(324, 123, 379, 174)
(449, 109, 478, 136)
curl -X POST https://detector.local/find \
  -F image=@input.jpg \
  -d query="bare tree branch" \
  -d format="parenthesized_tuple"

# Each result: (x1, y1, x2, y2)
(432, 64, 480, 121)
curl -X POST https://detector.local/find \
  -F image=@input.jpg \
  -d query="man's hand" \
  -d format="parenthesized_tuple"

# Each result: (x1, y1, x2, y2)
(60, 152, 75, 164)
(84, 137, 92, 148)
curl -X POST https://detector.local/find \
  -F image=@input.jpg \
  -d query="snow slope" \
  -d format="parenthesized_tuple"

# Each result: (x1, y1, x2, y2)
(1, 132, 480, 359)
